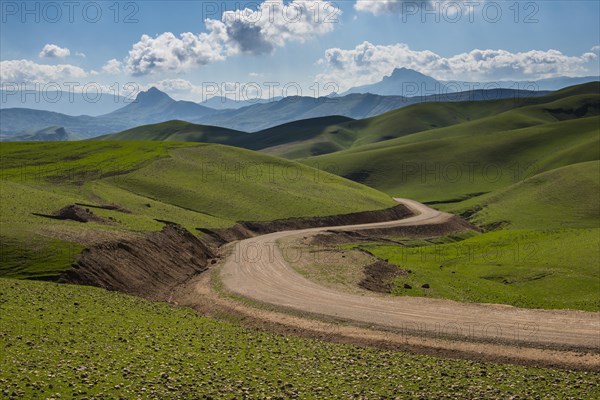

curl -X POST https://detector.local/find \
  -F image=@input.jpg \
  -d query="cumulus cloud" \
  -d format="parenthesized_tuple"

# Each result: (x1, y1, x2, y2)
(126, 30, 227, 76)
(39, 44, 71, 58)
(0, 59, 87, 84)
(151, 78, 201, 95)
(101, 59, 123, 75)
(355, 0, 470, 15)
(317, 41, 598, 90)
(125, 0, 341, 75)
(221, 0, 340, 53)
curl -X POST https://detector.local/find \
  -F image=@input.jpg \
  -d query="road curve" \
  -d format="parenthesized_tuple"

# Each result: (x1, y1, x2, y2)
(220, 199, 600, 351)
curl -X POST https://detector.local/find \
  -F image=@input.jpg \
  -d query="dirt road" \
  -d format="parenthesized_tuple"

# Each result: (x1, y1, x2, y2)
(218, 199, 599, 354)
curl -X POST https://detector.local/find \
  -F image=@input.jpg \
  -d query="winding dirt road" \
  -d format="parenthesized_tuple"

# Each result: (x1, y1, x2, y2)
(218, 199, 599, 355)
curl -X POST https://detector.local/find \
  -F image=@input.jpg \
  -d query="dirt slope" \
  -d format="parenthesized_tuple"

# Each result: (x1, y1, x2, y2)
(62, 223, 215, 300)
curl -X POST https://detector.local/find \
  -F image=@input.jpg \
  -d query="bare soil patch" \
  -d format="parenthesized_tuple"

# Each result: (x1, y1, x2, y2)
(75, 202, 133, 214)
(33, 204, 110, 224)
(359, 260, 408, 293)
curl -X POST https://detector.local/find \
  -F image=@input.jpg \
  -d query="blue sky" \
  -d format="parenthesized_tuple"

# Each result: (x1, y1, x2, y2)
(1, 0, 599, 100)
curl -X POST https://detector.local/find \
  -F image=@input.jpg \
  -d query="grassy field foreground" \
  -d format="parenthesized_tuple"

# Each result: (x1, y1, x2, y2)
(1, 278, 598, 399)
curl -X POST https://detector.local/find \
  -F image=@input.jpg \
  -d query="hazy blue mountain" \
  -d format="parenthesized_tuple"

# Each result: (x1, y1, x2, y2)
(201, 88, 550, 132)
(0, 90, 128, 116)
(0, 86, 550, 138)
(517, 76, 599, 91)
(202, 94, 410, 132)
(200, 96, 282, 110)
(1, 126, 77, 142)
(344, 68, 599, 97)
(0, 88, 218, 138)
(343, 68, 442, 97)
(0, 108, 101, 137)
(102, 87, 216, 125)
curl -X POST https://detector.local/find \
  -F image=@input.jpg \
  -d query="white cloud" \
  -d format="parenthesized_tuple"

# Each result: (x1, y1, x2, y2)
(0, 59, 87, 84)
(39, 44, 71, 58)
(220, 0, 340, 54)
(591, 45, 600, 53)
(125, 0, 341, 75)
(354, 0, 474, 15)
(355, 0, 408, 14)
(101, 59, 123, 75)
(151, 78, 201, 94)
(126, 30, 227, 76)
(317, 42, 598, 90)
(76, 52, 87, 58)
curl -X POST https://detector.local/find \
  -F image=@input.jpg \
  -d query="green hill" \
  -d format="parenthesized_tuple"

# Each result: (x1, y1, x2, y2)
(97, 120, 247, 143)
(251, 82, 599, 158)
(296, 83, 600, 311)
(453, 161, 600, 230)
(0, 141, 395, 279)
(302, 83, 600, 202)
(100, 83, 599, 164)
(101, 116, 357, 159)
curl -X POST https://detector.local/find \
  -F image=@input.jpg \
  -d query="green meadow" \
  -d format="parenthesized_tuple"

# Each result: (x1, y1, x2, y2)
(2, 278, 598, 399)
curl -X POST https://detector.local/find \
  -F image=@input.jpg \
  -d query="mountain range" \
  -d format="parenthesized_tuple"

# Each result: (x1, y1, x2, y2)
(344, 67, 599, 97)
(0, 90, 128, 116)
(0, 85, 550, 139)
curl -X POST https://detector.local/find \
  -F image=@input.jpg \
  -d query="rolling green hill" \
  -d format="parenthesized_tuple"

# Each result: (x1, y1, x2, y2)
(0, 141, 395, 279)
(102, 116, 358, 159)
(101, 83, 599, 164)
(450, 161, 600, 230)
(295, 83, 599, 311)
(97, 120, 248, 143)
(253, 82, 598, 158)
(302, 83, 600, 203)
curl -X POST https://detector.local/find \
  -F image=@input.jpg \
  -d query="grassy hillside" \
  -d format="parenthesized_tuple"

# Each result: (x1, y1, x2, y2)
(102, 116, 358, 159)
(235, 115, 356, 158)
(98, 120, 247, 143)
(255, 82, 598, 158)
(296, 83, 599, 311)
(105, 144, 395, 223)
(3, 279, 597, 399)
(352, 228, 599, 311)
(303, 86, 599, 202)
(447, 161, 600, 230)
(0, 141, 394, 279)
(101, 83, 599, 166)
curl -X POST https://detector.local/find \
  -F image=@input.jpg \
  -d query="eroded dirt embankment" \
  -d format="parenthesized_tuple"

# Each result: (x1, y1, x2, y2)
(61, 223, 216, 300)
(197, 204, 415, 244)
(61, 204, 417, 300)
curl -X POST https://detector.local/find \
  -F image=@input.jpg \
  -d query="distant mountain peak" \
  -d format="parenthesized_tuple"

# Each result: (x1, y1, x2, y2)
(388, 67, 430, 79)
(135, 87, 173, 104)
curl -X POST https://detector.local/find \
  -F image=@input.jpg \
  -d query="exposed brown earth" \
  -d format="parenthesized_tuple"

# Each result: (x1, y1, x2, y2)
(61, 203, 418, 299)
(74, 202, 133, 214)
(62, 223, 215, 300)
(198, 204, 415, 244)
(33, 204, 110, 224)
(359, 260, 409, 293)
